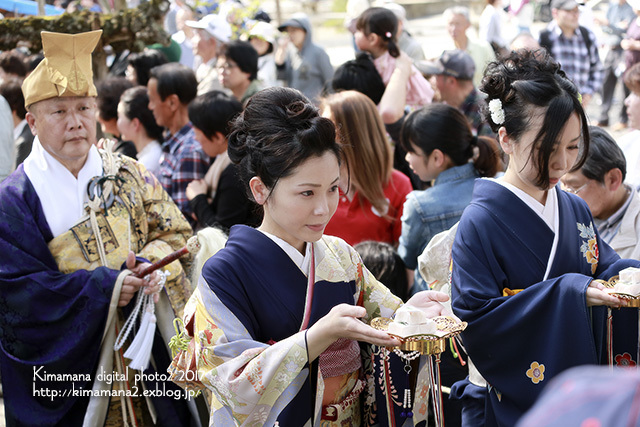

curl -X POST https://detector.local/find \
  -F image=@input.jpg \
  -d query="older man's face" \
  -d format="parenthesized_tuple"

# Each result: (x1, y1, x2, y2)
(26, 96, 97, 170)
(446, 13, 470, 41)
(561, 170, 610, 219)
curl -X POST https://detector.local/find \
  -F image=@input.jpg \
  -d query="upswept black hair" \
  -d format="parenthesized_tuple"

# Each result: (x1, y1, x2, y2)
(227, 87, 341, 200)
(119, 86, 164, 142)
(96, 76, 134, 122)
(188, 90, 243, 140)
(127, 49, 169, 86)
(401, 103, 501, 178)
(356, 8, 400, 58)
(480, 49, 589, 188)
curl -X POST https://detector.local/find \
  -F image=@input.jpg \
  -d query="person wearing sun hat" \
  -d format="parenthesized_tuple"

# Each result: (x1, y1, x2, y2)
(186, 13, 233, 95)
(0, 29, 195, 426)
(248, 20, 280, 87)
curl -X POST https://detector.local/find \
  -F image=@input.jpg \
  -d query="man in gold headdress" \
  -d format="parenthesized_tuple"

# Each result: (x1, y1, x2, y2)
(0, 30, 196, 425)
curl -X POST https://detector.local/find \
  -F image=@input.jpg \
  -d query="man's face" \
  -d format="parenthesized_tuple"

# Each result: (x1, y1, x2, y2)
(446, 13, 470, 41)
(561, 170, 611, 219)
(625, 91, 640, 130)
(192, 29, 218, 61)
(26, 96, 97, 168)
(435, 74, 455, 104)
(553, 7, 580, 32)
(147, 78, 172, 128)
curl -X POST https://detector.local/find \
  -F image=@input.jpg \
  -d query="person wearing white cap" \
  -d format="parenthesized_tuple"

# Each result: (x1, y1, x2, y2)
(186, 13, 233, 95)
(248, 20, 280, 88)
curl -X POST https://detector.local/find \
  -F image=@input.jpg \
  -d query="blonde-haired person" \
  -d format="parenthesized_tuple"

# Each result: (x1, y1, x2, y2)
(321, 90, 412, 246)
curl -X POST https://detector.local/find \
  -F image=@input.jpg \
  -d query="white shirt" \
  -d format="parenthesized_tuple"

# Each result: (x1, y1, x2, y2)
(617, 129, 640, 190)
(23, 137, 103, 237)
(0, 95, 14, 181)
(136, 140, 162, 176)
(14, 119, 28, 140)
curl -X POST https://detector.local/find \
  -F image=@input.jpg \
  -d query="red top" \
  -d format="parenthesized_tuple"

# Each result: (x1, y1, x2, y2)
(325, 170, 412, 246)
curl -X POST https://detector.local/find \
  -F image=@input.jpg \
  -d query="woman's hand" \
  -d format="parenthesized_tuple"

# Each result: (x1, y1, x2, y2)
(405, 290, 455, 319)
(186, 179, 207, 201)
(119, 251, 164, 306)
(586, 280, 627, 307)
(306, 304, 400, 361)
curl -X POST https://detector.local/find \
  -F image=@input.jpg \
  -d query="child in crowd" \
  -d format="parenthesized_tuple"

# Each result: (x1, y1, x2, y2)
(451, 49, 640, 426)
(355, 7, 434, 108)
(321, 90, 413, 246)
(399, 103, 501, 294)
(116, 86, 164, 176)
(185, 90, 260, 231)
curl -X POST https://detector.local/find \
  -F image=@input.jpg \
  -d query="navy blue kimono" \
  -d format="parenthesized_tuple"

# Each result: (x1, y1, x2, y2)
(451, 179, 640, 426)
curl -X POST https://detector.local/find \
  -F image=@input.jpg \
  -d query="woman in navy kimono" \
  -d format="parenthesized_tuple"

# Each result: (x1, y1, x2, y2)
(451, 49, 640, 426)
(169, 87, 453, 426)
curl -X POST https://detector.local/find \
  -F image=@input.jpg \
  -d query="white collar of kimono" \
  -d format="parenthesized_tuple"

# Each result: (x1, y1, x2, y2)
(491, 178, 560, 280)
(23, 136, 103, 238)
(258, 229, 312, 275)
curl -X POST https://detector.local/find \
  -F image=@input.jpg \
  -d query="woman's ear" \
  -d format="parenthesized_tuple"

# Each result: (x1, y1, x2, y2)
(431, 149, 446, 168)
(498, 126, 512, 155)
(249, 176, 269, 205)
(132, 117, 142, 132)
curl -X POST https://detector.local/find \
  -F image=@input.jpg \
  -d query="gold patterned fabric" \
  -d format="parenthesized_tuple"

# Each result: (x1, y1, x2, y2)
(48, 152, 194, 317)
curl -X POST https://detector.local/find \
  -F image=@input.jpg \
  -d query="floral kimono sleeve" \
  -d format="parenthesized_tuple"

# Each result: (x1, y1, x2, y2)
(169, 278, 311, 426)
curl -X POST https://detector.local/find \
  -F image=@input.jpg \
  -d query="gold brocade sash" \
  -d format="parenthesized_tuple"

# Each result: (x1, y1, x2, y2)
(503, 288, 524, 297)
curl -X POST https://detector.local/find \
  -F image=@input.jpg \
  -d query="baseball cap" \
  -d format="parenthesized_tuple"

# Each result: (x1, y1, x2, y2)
(551, 0, 579, 10)
(277, 13, 308, 32)
(186, 14, 232, 43)
(417, 50, 475, 80)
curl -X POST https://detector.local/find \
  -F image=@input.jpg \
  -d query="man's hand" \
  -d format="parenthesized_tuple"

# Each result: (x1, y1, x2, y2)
(119, 251, 164, 306)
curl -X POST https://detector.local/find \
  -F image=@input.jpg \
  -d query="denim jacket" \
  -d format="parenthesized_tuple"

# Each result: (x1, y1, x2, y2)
(399, 162, 479, 293)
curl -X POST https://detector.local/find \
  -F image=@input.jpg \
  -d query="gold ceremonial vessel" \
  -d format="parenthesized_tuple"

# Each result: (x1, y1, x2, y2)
(600, 276, 640, 307)
(370, 316, 467, 355)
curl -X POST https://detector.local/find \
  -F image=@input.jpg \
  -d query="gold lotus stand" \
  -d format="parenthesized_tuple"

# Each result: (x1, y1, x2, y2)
(370, 316, 467, 427)
(599, 276, 640, 367)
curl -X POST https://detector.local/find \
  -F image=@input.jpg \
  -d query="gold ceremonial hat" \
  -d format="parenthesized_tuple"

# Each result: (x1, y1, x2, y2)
(22, 29, 102, 108)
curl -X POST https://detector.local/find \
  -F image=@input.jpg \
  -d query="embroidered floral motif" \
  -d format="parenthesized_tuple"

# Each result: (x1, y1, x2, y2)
(578, 222, 599, 274)
(526, 361, 545, 384)
(615, 352, 637, 367)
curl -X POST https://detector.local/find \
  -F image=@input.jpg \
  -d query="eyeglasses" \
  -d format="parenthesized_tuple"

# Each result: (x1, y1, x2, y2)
(562, 182, 588, 195)
(217, 62, 238, 72)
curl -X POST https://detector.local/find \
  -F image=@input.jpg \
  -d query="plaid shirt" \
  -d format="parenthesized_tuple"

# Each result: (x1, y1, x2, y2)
(157, 122, 210, 219)
(545, 22, 604, 96)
